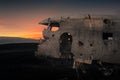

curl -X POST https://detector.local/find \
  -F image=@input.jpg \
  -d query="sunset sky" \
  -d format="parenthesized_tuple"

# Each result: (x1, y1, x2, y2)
(0, 0, 120, 39)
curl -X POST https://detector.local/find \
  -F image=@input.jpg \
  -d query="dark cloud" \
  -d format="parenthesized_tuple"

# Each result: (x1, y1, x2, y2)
(0, 0, 119, 18)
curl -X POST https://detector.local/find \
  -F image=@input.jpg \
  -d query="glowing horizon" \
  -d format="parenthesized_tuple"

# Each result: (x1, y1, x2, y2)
(0, 32, 43, 40)
(0, 16, 46, 40)
(0, 24, 45, 40)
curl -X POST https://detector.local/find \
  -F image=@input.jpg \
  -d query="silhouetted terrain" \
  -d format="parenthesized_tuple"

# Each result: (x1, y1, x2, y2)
(0, 43, 38, 64)
(0, 43, 75, 80)
(0, 37, 38, 44)
(0, 43, 120, 80)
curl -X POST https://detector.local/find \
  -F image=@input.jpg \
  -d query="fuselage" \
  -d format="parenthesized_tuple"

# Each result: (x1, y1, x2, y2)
(36, 15, 120, 64)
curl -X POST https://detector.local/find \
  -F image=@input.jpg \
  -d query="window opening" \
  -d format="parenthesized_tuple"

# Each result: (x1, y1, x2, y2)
(103, 32, 113, 40)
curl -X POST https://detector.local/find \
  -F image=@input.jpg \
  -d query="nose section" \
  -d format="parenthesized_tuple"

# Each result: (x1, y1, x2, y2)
(39, 17, 63, 26)
(39, 18, 49, 25)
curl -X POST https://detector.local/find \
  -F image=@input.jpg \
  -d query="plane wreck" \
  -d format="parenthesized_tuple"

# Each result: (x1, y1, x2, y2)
(35, 15, 120, 76)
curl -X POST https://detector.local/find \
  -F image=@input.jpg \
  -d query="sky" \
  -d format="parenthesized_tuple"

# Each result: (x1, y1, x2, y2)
(0, 0, 120, 39)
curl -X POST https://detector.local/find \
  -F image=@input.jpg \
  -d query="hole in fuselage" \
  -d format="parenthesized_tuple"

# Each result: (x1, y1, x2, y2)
(47, 22, 60, 31)
(103, 19, 111, 24)
(103, 32, 113, 40)
(59, 32, 73, 59)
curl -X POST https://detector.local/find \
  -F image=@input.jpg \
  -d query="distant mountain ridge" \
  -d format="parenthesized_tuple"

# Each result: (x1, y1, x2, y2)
(0, 37, 39, 44)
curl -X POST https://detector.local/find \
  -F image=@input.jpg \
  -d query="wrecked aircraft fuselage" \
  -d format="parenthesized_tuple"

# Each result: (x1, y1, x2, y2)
(35, 15, 120, 66)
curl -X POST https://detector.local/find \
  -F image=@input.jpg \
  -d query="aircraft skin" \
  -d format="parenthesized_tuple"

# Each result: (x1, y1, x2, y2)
(35, 15, 120, 65)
